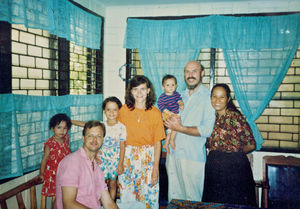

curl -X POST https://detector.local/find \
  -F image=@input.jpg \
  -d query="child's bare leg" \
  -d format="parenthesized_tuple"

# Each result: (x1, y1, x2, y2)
(109, 178, 117, 201)
(169, 130, 177, 150)
(41, 195, 46, 209)
(163, 129, 171, 154)
(51, 196, 57, 209)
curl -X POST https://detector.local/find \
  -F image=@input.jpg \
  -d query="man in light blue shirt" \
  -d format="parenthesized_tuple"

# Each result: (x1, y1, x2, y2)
(164, 60, 215, 202)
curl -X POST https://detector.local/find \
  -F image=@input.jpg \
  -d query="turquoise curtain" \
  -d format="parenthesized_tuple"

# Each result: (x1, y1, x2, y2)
(223, 46, 298, 150)
(124, 14, 300, 149)
(124, 15, 300, 50)
(0, 0, 102, 49)
(0, 94, 102, 180)
(139, 49, 200, 98)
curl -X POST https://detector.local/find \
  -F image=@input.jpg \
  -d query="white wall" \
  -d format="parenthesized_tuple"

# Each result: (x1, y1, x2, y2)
(74, 0, 106, 16)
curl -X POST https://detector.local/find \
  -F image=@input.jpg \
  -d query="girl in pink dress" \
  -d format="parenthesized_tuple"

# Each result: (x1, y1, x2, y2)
(39, 113, 72, 209)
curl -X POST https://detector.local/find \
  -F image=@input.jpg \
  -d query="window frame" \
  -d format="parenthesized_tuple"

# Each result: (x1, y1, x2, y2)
(126, 12, 300, 154)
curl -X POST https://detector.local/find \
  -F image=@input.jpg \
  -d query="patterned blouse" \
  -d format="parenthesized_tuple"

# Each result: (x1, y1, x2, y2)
(206, 109, 255, 152)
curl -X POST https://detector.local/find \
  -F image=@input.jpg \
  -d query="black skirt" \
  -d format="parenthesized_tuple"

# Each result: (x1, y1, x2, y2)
(202, 150, 256, 206)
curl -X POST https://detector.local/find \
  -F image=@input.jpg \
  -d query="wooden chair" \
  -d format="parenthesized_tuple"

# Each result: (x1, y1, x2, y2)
(246, 153, 260, 207)
(0, 175, 43, 209)
(261, 155, 300, 209)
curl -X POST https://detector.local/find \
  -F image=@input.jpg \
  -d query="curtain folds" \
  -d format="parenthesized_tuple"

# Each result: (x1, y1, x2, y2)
(0, 0, 102, 49)
(0, 94, 103, 180)
(124, 14, 300, 150)
(124, 14, 300, 50)
(139, 49, 201, 98)
(223, 46, 298, 150)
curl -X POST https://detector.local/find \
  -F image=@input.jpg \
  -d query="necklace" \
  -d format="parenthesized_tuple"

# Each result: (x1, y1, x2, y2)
(135, 110, 142, 123)
(136, 112, 141, 123)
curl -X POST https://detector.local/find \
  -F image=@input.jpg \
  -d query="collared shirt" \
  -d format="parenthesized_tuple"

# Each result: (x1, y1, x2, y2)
(56, 147, 107, 209)
(207, 109, 256, 152)
(174, 85, 216, 162)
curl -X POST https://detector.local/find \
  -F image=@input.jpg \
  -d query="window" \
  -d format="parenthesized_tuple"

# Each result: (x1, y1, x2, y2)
(7, 23, 103, 96)
(127, 36, 300, 153)
(0, 13, 104, 180)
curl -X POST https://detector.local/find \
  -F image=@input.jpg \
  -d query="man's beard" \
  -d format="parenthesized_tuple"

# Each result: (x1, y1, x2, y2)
(185, 78, 201, 90)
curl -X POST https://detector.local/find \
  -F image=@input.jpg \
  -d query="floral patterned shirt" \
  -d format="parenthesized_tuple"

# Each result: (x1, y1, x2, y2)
(206, 109, 255, 152)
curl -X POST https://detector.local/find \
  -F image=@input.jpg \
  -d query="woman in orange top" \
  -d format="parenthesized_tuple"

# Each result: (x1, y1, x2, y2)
(118, 75, 166, 209)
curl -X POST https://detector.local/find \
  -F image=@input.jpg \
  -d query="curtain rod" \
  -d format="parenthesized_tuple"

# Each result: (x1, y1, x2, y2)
(127, 11, 299, 20)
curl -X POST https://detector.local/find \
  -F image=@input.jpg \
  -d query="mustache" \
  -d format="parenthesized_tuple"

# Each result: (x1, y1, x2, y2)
(187, 77, 196, 80)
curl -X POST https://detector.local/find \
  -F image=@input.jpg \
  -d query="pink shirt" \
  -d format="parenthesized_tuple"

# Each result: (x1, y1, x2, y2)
(56, 147, 107, 209)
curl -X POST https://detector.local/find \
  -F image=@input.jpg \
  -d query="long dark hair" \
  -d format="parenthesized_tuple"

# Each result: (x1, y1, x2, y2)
(211, 83, 241, 114)
(125, 75, 155, 111)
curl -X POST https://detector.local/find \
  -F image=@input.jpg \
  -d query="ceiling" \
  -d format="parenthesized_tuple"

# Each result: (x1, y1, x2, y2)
(96, 0, 252, 7)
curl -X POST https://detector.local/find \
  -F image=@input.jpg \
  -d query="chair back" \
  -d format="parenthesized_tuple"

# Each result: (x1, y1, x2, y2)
(0, 176, 43, 209)
(262, 155, 300, 209)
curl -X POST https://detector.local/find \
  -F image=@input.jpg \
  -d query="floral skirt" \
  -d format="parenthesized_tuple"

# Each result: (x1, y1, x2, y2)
(118, 145, 159, 209)
(99, 147, 120, 180)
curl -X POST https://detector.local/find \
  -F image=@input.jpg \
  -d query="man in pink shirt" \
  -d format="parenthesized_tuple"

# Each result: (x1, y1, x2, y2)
(56, 120, 118, 209)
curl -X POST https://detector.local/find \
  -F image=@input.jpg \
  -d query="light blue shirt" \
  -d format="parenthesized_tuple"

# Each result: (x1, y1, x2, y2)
(174, 85, 216, 162)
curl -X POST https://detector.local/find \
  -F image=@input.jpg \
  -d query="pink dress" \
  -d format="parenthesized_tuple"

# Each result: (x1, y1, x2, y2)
(41, 134, 71, 196)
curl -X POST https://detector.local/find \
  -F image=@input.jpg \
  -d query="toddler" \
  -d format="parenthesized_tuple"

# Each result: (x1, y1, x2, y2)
(157, 74, 184, 152)
(39, 113, 72, 209)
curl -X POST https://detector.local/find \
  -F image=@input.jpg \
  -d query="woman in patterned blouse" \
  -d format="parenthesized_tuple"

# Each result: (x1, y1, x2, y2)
(202, 83, 257, 206)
